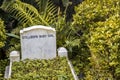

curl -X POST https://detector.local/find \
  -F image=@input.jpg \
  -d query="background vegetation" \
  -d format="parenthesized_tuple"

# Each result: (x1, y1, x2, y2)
(72, 0, 120, 79)
(0, 0, 120, 80)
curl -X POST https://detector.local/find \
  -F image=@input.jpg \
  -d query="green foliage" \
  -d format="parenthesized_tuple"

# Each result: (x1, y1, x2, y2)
(0, 18, 6, 48)
(35, 0, 48, 13)
(72, 0, 120, 79)
(5, 32, 20, 57)
(1, 0, 48, 26)
(55, 14, 72, 47)
(0, 0, 58, 27)
(62, 0, 69, 7)
(6, 43, 20, 58)
(87, 14, 120, 80)
(0, 18, 6, 59)
(10, 57, 74, 80)
(38, 0, 58, 26)
(6, 33, 20, 39)
(55, 13, 82, 60)
(54, 1, 91, 77)
(0, 59, 9, 79)
(72, 0, 119, 32)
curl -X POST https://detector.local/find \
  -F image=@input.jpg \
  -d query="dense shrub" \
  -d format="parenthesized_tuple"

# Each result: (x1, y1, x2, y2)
(10, 57, 74, 80)
(72, 0, 120, 79)
(0, 18, 6, 59)
(0, 59, 9, 79)
(87, 15, 120, 79)
(0, 18, 6, 48)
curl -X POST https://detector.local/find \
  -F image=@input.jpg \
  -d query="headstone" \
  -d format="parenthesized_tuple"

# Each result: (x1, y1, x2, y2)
(10, 51, 20, 62)
(57, 47, 68, 57)
(20, 25, 56, 60)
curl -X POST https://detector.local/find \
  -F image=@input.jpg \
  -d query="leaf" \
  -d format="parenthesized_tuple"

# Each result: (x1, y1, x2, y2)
(35, 0, 58, 25)
(0, 0, 49, 26)
(6, 33, 20, 39)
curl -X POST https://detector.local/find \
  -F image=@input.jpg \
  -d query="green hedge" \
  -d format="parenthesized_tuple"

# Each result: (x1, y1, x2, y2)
(0, 59, 9, 80)
(0, 18, 6, 59)
(10, 57, 74, 80)
(0, 18, 6, 48)
(72, 0, 120, 79)
(86, 15, 120, 79)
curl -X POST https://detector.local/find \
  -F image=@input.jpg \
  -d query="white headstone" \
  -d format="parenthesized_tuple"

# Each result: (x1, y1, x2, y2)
(57, 47, 68, 57)
(20, 25, 56, 60)
(10, 51, 20, 62)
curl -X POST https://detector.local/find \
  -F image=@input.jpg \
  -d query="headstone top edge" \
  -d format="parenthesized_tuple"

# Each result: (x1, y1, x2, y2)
(20, 25, 55, 33)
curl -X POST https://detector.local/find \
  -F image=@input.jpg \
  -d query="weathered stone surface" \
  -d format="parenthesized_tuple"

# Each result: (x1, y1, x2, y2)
(4, 66, 9, 79)
(10, 51, 20, 62)
(20, 25, 56, 60)
(58, 47, 68, 57)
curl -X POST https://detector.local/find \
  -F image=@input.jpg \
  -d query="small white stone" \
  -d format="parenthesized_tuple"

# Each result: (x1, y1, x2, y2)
(58, 47, 68, 57)
(10, 51, 20, 62)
